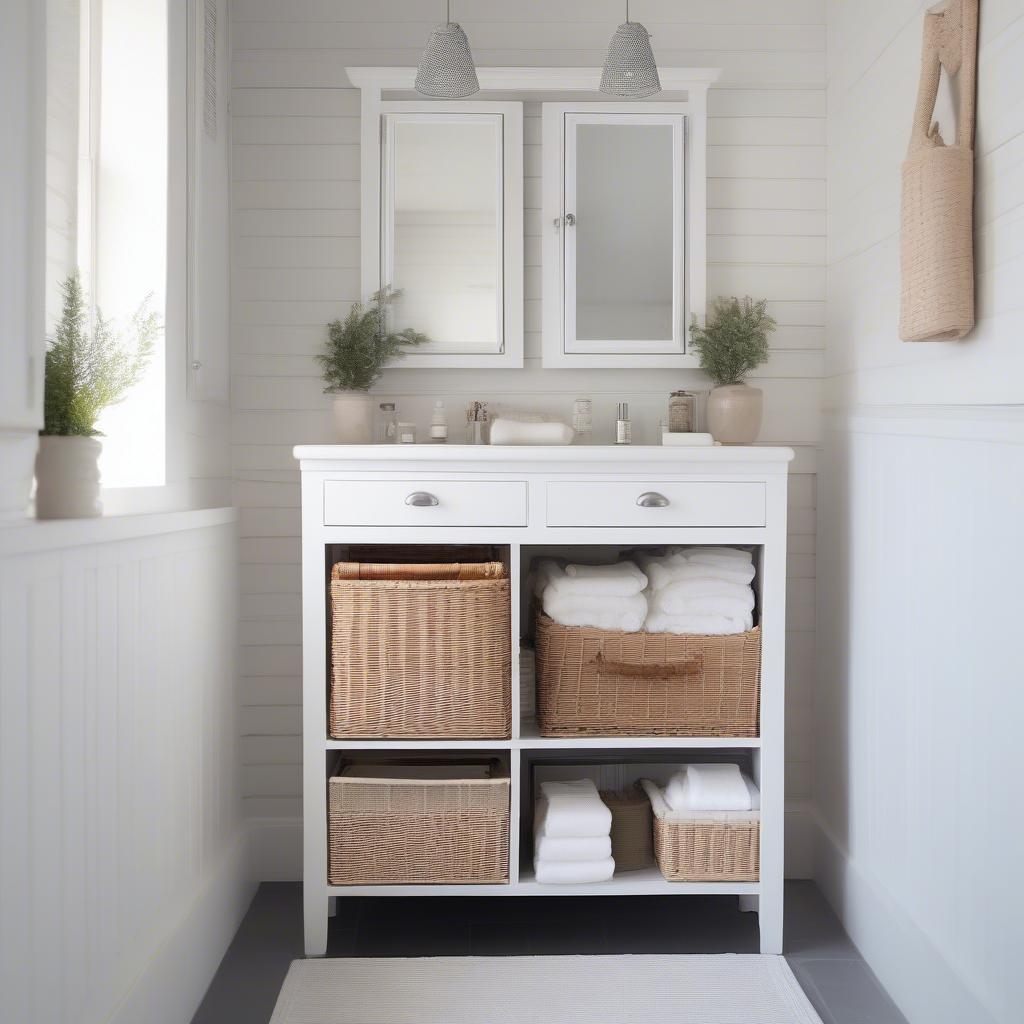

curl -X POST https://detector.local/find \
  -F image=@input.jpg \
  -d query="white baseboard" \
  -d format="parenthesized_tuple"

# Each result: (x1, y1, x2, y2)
(108, 828, 256, 1024)
(248, 803, 818, 883)
(812, 813, 1000, 1024)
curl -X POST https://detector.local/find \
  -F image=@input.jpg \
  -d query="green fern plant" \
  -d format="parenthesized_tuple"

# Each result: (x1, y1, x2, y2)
(689, 296, 776, 387)
(43, 272, 159, 436)
(317, 288, 429, 393)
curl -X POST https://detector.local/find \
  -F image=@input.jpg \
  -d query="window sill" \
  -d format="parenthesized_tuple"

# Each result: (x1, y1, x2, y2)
(0, 506, 237, 558)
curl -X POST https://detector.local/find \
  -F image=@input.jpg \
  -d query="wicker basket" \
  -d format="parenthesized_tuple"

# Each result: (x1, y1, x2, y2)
(328, 768, 510, 885)
(534, 614, 760, 737)
(640, 779, 759, 882)
(602, 787, 654, 872)
(330, 565, 511, 738)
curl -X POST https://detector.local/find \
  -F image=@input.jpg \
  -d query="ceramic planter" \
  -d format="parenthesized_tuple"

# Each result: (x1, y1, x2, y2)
(706, 384, 763, 445)
(35, 435, 103, 519)
(332, 392, 375, 444)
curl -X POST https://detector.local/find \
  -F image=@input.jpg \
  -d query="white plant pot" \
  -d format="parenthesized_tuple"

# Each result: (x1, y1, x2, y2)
(332, 392, 375, 444)
(35, 436, 103, 519)
(706, 384, 763, 445)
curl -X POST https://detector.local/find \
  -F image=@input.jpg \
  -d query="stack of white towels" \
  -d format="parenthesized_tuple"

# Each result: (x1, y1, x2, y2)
(663, 763, 759, 813)
(639, 546, 755, 635)
(533, 779, 615, 884)
(534, 559, 648, 632)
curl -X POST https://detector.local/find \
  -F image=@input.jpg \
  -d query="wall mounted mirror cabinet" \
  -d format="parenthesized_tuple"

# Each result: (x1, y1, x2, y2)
(542, 103, 708, 368)
(364, 100, 523, 368)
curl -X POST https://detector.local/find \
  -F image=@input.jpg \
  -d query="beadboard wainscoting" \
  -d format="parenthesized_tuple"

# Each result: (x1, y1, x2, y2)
(230, 0, 826, 879)
(820, 2, 1024, 1023)
(0, 511, 250, 1024)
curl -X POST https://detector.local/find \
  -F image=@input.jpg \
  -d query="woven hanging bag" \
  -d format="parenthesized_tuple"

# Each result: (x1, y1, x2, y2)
(899, 0, 978, 342)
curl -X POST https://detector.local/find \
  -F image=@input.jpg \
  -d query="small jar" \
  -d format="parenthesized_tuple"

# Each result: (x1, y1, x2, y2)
(572, 397, 593, 437)
(396, 422, 417, 444)
(378, 402, 397, 444)
(668, 390, 695, 433)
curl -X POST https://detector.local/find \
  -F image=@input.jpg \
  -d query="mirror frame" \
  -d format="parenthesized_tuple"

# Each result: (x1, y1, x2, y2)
(542, 102, 707, 369)
(365, 99, 523, 369)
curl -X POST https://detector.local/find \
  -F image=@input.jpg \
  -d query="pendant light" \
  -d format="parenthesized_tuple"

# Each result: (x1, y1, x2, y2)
(600, 0, 661, 98)
(415, 0, 480, 98)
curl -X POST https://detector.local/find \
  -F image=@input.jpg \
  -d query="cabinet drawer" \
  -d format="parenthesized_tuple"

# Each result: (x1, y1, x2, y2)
(324, 480, 527, 527)
(546, 481, 765, 527)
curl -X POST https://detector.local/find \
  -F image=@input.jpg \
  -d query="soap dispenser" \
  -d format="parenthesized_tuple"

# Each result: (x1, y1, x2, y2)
(429, 400, 448, 443)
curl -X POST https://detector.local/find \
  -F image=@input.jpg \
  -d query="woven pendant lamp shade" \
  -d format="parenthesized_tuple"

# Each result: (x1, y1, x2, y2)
(415, 19, 480, 98)
(600, 21, 661, 98)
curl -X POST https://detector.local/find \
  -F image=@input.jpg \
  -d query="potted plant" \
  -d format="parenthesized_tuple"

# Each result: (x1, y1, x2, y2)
(317, 289, 428, 443)
(689, 296, 776, 444)
(37, 272, 158, 518)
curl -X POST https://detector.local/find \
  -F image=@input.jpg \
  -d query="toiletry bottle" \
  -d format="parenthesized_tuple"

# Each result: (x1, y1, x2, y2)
(616, 402, 632, 445)
(429, 400, 448, 443)
(572, 397, 593, 440)
(378, 402, 397, 444)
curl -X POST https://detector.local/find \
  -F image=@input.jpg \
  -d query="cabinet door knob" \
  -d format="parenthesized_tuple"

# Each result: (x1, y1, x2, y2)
(636, 491, 670, 508)
(405, 491, 439, 507)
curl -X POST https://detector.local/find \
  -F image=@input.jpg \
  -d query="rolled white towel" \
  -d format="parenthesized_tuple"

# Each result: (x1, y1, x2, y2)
(535, 857, 615, 884)
(655, 578, 754, 605)
(644, 611, 750, 635)
(542, 590, 648, 632)
(536, 780, 612, 838)
(489, 418, 575, 446)
(532, 559, 565, 598)
(547, 561, 647, 598)
(667, 764, 752, 812)
(652, 593, 754, 620)
(534, 834, 612, 863)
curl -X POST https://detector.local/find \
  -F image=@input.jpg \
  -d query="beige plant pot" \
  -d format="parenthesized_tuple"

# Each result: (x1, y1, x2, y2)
(331, 392, 375, 444)
(706, 384, 763, 445)
(35, 435, 103, 519)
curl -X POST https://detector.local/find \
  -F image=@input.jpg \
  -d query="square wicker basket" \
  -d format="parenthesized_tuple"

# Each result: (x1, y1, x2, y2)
(327, 769, 510, 885)
(330, 566, 511, 739)
(534, 614, 761, 737)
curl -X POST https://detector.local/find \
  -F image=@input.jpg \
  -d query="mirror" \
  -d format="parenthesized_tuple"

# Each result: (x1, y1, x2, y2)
(382, 112, 504, 355)
(574, 123, 674, 344)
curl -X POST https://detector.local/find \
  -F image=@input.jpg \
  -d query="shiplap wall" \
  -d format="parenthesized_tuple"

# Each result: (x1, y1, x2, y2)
(0, 513, 250, 1024)
(230, 0, 826, 874)
(818, 2, 1024, 1021)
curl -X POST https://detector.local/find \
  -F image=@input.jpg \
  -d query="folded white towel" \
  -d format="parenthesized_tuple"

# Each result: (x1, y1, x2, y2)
(489, 418, 575, 446)
(536, 780, 612, 838)
(655, 578, 755, 605)
(542, 590, 648, 632)
(651, 594, 754, 621)
(534, 834, 612, 863)
(666, 764, 752, 812)
(659, 560, 756, 586)
(534, 857, 615, 884)
(547, 561, 647, 598)
(644, 612, 750, 635)
(673, 546, 752, 566)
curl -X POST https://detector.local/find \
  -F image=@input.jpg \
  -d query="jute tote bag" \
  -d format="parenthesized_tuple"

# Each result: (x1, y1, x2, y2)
(899, 0, 978, 342)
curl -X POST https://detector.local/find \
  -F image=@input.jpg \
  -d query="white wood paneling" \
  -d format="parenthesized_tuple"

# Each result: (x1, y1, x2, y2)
(230, 0, 827, 865)
(0, 514, 248, 1024)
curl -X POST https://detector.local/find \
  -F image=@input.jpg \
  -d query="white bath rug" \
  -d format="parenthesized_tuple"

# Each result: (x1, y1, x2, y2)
(270, 954, 823, 1023)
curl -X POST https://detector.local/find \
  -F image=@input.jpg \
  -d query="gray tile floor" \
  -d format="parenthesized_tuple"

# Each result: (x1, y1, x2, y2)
(191, 881, 907, 1024)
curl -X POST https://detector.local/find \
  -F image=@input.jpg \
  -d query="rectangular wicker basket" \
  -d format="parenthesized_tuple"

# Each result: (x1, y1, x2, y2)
(330, 565, 511, 739)
(327, 770, 510, 885)
(640, 780, 759, 882)
(534, 614, 761, 737)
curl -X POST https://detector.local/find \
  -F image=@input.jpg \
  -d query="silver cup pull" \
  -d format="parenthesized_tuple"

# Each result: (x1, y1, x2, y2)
(636, 491, 670, 508)
(405, 491, 439, 507)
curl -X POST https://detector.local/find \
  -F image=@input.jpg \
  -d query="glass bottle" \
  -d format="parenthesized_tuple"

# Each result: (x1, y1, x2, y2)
(378, 402, 397, 444)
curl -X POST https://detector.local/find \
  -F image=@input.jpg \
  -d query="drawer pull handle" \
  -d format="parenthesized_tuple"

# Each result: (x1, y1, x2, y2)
(405, 491, 439, 507)
(636, 491, 670, 508)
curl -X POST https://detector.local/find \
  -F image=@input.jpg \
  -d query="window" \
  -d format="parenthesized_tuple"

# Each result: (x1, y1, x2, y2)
(76, 0, 169, 489)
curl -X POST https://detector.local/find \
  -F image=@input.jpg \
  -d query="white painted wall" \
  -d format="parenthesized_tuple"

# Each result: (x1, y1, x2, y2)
(230, 0, 826, 876)
(818, 2, 1024, 1022)
(0, 512, 251, 1024)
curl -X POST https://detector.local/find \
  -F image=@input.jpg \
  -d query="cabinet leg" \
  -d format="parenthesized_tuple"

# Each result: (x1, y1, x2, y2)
(758, 885, 784, 954)
(739, 895, 759, 913)
(328, 896, 338, 918)
(304, 884, 328, 957)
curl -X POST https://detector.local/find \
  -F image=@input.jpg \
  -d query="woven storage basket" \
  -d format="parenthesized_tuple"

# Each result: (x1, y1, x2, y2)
(640, 780, 759, 882)
(602, 788, 654, 872)
(330, 566, 511, 738)
(534, 614, 760, 737)
(328, 770, 510, 885)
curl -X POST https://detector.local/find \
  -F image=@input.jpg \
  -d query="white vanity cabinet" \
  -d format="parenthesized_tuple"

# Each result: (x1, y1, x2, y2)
(296, 445, 792, 957)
